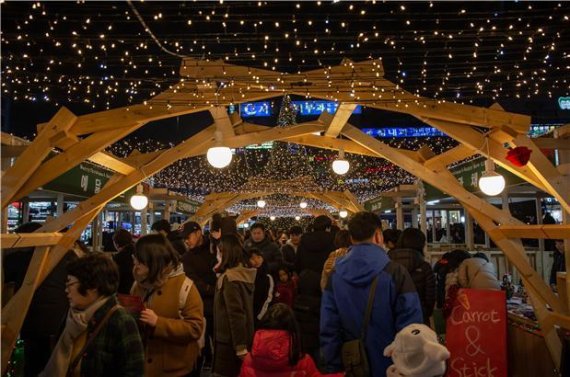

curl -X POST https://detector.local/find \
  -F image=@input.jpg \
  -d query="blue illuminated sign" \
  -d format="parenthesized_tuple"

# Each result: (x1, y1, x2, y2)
(362, 127, 445, 138)
(240, 102, 271, 117)
(292, 101, 362, 115)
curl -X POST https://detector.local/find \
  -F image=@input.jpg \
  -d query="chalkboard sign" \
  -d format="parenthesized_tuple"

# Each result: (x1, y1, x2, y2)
(446, 289, 507, 377)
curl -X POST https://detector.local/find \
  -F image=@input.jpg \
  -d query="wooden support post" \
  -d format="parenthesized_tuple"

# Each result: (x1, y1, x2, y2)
(324, 104, 358, 138)
(395, 197, 404, 231)
(56, 193, 64, 217)
(464, 208, 474, 250)
(1, 206, 102, 373)
(141, 207, 148, 235)
(1, 107, 77, 208)
(536, 196, 545, 276)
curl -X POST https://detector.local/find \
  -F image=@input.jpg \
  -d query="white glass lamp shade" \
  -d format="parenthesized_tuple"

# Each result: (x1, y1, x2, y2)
(243, 223, 249, 228)
(295, 216, 301, 221)
(332, 159, 350, 175)
(478, 171, 506, 196)
(207, 146, 233, 168)
(339, 209, 348, 218)
(270, 216, 276, 221)
(257, 199, 266, 208)
(130, 185, 148, 210)
(299, 201, 308, 209)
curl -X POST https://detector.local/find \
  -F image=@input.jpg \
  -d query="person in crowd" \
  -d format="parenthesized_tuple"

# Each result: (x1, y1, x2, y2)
(281, 225, 303, 273)
(131, 234, 204, 376)
(244, 222, 282, 274)
(543, 212, 557, 252)
(213, 235, 257, 377)
(382, 229, 402, 252)
(439, 250, 473, 318)
(389, 228, 436, 325)
(240, 303, 342, 377)
(152, 219, 187, 256)
(179, 221, 218, 374)
(247, 248, 275, 326)
(321, 229, 352, 291)
(457, 252, 501, 291)
(295, 215, 336, 275)
(3, 222, 80, 377)
(320, 211, 423, 376)
(39, 253, 144, 377)
(292, 269, 322, 363)
(550, 240, 566, 292)
(276, 230, 289, 247)
(433, 250, 471, 309)
(274, 266, 296, 308)
(112, 228, 136, 295)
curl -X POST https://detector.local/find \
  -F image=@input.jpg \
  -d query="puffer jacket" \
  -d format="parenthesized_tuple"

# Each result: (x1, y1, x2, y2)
(388, 248, 436, 323)
(239, 330, 340, 377)
(458, 257, 501, 290)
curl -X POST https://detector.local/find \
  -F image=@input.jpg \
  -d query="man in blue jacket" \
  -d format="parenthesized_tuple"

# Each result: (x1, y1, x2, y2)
(320, 211, 423, 376)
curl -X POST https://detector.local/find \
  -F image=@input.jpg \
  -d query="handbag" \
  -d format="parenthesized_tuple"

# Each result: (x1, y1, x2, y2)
(341, 276, 379, 377)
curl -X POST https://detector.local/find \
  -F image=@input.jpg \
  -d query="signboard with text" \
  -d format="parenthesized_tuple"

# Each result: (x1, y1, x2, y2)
(43, 162, 114, 198)
(446, 289, 507, 377)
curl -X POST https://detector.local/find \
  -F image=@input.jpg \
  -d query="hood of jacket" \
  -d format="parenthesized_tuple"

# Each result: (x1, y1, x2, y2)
(250, 330, 293, 371)
(300, 230, 335, 253)
(388, 248, 424, 272)
(217, 264, 257, 289)
(335, 243, 390, 286)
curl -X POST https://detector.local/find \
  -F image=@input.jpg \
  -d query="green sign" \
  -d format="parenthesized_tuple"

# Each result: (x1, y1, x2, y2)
(559, 97, 570, 110)
(43, 162, 114, 198)
(363, 195, 394, 213)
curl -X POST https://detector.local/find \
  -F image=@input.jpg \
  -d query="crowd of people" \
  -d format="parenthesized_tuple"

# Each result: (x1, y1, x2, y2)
(7, 210, 560, 377)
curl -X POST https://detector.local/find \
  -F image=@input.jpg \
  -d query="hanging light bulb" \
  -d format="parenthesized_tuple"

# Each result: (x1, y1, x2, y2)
(130, 184, 148, 210)
(207, 130, 233, 168)
(332, 148, 350, 175)
(295, 215, 301, 221)
(299, 201, 308, 209)
(270, 216, 276, 221)
(479, 159, 506, 196)
(243, 223, 249, 228)
(339, 209, 348, 218)
(257, 199, 266, 208)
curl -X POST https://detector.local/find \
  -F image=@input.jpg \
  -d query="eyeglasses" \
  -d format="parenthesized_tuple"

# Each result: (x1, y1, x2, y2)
(66, 281, 80, 289)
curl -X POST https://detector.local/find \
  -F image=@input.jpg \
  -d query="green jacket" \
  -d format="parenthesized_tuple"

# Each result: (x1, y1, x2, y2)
(80, 296, 144, 377)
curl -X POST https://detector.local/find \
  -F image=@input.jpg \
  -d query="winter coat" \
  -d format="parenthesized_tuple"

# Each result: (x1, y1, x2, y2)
(181, 236, 217, 317)
(112, 244, 135, 295)
(295, 231, 336, 275)
(213, 265, 257, 377)
(458, 258, 501, 290)
(320, 247, 349, 291)
(388, 248, 436, 324)
(293, 270, 322, 355)
(321, 243, 423, 376)
(281, 241, 298, 273)
(245, 237, 283, 274)
(550, 250, 566, 286)
(78, 296, 145, 377)
(240, 329, 340, 377)
(253, 262, 275, 323)
(131, 264, 205, 377)
(275, 280, 296, 308)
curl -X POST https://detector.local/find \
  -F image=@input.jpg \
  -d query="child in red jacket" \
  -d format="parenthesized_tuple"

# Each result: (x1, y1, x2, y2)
(239, 304, 342, 377)
(274, 266, 296, 308)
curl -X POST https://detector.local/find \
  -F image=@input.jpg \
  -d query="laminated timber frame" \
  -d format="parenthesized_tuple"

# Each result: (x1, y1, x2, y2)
(1, 58, 569, 372)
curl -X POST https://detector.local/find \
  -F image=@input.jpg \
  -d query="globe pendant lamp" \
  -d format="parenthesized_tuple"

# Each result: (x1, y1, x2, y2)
(295, 216, 301, 221)
(130, 184, 149, 210)
(478, 159, 506, 196)
(339, 209, 348, 218)
(299, 201, 308, 209)
(257, 199, 266, 208)
(332, 148, 350, 175)
(270, 216, 276, 221)
(207, 130, 233, 168)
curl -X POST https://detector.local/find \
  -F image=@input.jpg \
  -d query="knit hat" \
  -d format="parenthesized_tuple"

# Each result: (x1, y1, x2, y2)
(384, 324, 450, 377)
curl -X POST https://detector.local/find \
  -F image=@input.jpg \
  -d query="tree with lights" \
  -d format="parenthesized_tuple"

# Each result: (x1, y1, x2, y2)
(263, 95, 314, 180)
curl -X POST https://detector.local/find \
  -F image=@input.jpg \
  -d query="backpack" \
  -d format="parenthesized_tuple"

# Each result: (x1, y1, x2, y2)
(179, 277, 207, 350)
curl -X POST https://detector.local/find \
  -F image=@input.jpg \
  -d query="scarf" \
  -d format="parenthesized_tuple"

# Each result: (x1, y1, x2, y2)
(134, 263, 185, 300)
(39, 296, 110, 377)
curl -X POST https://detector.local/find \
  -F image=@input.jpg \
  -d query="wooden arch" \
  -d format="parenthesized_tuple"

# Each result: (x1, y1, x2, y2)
(1, 58, 569, 372)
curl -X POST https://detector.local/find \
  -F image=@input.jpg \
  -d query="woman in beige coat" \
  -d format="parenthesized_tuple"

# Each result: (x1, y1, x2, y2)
(131, 234, 204, 376)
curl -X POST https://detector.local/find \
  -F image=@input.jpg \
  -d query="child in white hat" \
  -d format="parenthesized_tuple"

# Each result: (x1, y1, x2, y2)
(384, 324, 450, 377)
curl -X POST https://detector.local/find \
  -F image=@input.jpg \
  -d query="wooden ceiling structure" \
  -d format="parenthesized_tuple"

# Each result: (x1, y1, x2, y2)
(1, 57, 569, 372)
